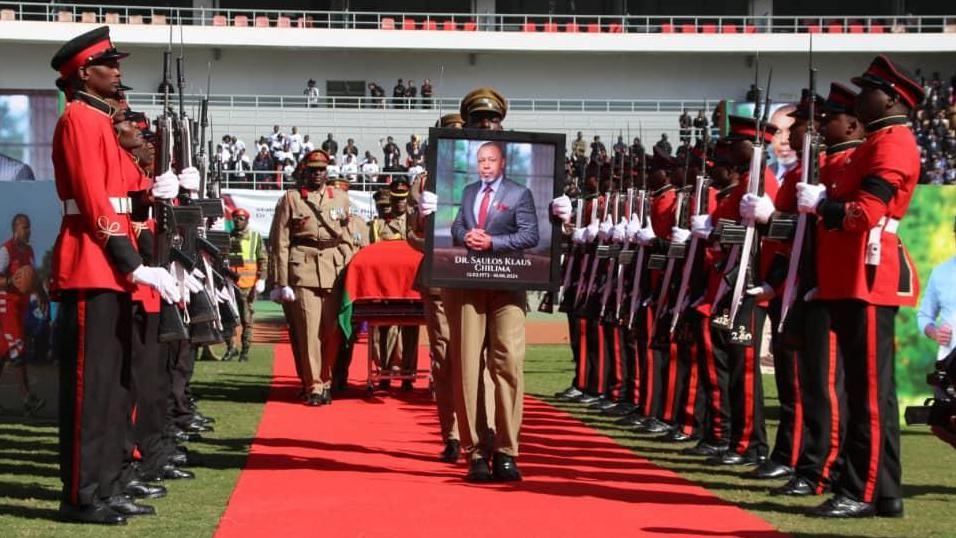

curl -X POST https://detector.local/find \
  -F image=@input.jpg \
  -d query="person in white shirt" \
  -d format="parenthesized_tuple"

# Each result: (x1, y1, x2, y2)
(918, 217, 956, 357)
(287, 126, 303, 161)
(301, 134, 315, 155)
(267, 125, 282, 146)
(304, 79, 320, 108)
(361, 157, 380, 184)
(232, 135, 246, 155)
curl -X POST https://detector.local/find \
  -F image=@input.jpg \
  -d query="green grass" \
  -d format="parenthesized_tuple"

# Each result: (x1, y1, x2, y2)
(524, 344, 956, 538)
(0, 346, 273, 537)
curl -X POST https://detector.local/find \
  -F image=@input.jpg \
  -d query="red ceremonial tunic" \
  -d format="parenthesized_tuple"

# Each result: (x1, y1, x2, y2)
(51, 92, 141, 292)
(0, 239, 35, 359)
(121, 151, 161, 313)
(815, 118, 920, 306)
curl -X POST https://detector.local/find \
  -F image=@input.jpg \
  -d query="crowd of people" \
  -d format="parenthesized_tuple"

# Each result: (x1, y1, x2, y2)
(214, 126, 428, 189)
(303, 78, 435, 109)
(914, 70, 956, 184)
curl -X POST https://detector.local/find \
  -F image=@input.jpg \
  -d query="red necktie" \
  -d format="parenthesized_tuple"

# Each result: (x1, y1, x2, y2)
(477, 185, 493, 229)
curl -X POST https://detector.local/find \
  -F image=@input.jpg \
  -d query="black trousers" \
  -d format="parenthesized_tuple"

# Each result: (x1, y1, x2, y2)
(567, 314, 584, 390)
(635, 306, 663, 418)
(600, 322, 624, 399)
(167, 340, 195, 430)
(57, 289, 131, 506)
(616, 326, 640, 404)
(712, 300, 768, 457)
(126, 305, 173, 476)
(582, 315, 603, 396)
(794, 300, 846, 493)
(674, 321, 706, 436)
(826, 300, 901, 503)
(693, 310, 731, 446)
(767, 299, 804, 468)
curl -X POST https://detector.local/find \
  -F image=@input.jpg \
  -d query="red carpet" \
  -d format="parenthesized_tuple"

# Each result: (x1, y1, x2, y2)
(215, 342, 784, 538)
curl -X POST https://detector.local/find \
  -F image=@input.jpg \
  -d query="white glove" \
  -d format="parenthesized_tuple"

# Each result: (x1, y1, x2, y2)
(178, 166, 201, 192)
(129, 265, 181, 304)
(797, 183, 826, 214)
(572, 227, 587, 245)
(691, 214, 713, 239)
(151, 169, 179, 199)
(182, 270, 204, 294)
(191, 267, 206, 281)
(611, 216, 628, 244)
(255, 278, 266, 294)
(740, 193, 775, 224)
(746, 283, 775, 301)
(280, 285, 295, 303)
(216, 286, 230, 303)
(597, 215, 614, 241)
(269, 286, 282, 302)
(626, 213, 641, 242)
(636, 224, 656, 246)
(550, 195, 572, 223)
(584, 219, 600, 243)
(670, 226, 691, 245)
(420, 191, 437, 216)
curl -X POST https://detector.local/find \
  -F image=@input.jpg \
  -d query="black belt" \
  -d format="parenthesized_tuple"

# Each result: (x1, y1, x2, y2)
(292, 238, 342, 249)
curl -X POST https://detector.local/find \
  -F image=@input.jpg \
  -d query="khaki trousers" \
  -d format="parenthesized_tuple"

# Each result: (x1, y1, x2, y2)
(287, 286, 341, 393)
(372, 326, 401, 368)
(444, 288, 526, 459)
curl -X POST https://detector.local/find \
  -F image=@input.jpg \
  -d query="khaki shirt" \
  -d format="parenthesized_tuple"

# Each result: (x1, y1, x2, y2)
(406, 174, 438, 295)
(370, 213, 407, 243)
(341, 213, 369, 263)
(268, 186, 351, 289)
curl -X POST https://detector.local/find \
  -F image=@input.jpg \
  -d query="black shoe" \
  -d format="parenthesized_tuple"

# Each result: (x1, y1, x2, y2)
(306, 393, 323, 406)
(221, 348, 237, 362)
(173, 430, 202, 443)
(105, 495, 156, 517)
(238, 350, 249, 362)
(123, 480, 167, 499)
(744, 459, 793, 480)
(143, 464, 195, 481)
(491, 452, 523, 482)
(586, 396, 609, 410)
(615, 413, 647, 427)
(602, 402, 635, 417)
(168, 452, 190, 467)
(554, 386, 583, 400)
(185, 421, 214, 433)
(659, 429, 698, 443)
(770, 475, 816, 496)
(319, 389, 333, 405)
(192, 412, 216, 424)
(707, 451, 764, 466)
(23, 393, 46, 416)
(439, 440, 461, 463)
(574, 394, 601, 405)
(401, 380, 413, 391)
(635, 418, 671, 434)
(58, 501, 127, 525)
(876, 497, 904, 518)
(808, 494, 876, 518)
(595, 399, 619, 412)
(681, 442, 729, 457)
(465, 458, 493, 483)
(378, 379, 391, 390)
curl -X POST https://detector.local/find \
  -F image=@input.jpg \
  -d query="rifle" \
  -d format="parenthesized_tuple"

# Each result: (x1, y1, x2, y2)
(597, 190, 622, 319)
(725, 66, 773, 344)
(573, 161, 602, 309)
(626, 135, 651, 328)
(670, 172, 712, 334)
(778, 38, 819, 334)
(558, 196, 585, 306)
(582, 166, 614, 308)
(613, 186, 636, 323)
(648, 187, 687, 344)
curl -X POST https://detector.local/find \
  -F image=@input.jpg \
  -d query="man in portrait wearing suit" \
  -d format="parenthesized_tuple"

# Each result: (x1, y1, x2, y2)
(450, 141, 539, 255)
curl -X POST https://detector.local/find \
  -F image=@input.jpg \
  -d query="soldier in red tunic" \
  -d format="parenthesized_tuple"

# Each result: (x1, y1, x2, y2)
(796, 55, 924, 518)
(50, 26, 181, 525)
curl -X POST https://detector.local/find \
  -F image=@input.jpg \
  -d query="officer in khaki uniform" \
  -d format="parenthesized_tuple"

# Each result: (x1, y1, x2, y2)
(226, 207, 267, 362)
(423, 88, 527, 482)
(369, 179, 420, 389)
(331, 174, 369, 390)
(269, 149, 352, 406)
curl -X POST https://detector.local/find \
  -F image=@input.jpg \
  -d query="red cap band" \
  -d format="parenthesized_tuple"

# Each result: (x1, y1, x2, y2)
(58, 39, 112, 78)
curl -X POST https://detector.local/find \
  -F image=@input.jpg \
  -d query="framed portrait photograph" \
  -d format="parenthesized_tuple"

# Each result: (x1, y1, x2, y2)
(423, 128, 565, 291)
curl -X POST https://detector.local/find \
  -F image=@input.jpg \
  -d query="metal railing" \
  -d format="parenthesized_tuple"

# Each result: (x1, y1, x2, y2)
(1, 2, 954, 34)
(218, 168, 415, 191)
(126, 92, 717, 114)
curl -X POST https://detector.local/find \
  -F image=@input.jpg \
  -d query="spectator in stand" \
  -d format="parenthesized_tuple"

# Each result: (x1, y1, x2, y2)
(302, 134, 315, 155)
(590, 135, 606, 162)
(257, 136, 269, 155)
(304, 78, 320, 108)
(912, 70, 956, 184)
(361, 151, 380, 182)
(654, 133, 672, 156)
(232, 135, 246, 156)
(268, 125, 282, 146)
(218, 137, 233, 170)
(382, 136, 402, 171)
(288, 126, 303, 162)
(234, 148, 251, 181)
(343, 138, 359, 158)
(406, 134, 424, 166)
(393, 78, 406, 109)
(693, 110, 709, 144)
(612, 135, 627, 168)
(421, 78, 433, 109)
(630, 136, 645, 159)
(341, 153, 359, 183)
(253, 146, 275, 178)
(321, 133, 339, 162)
(406, 80, 418, 109)
(270, 132, 286, 161)
(679, 110, 692, 145)
(368, 81, 386, 108)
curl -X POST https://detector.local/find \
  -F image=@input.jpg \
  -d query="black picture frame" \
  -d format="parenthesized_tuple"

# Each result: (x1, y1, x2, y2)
(422, 127, 565, 291)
